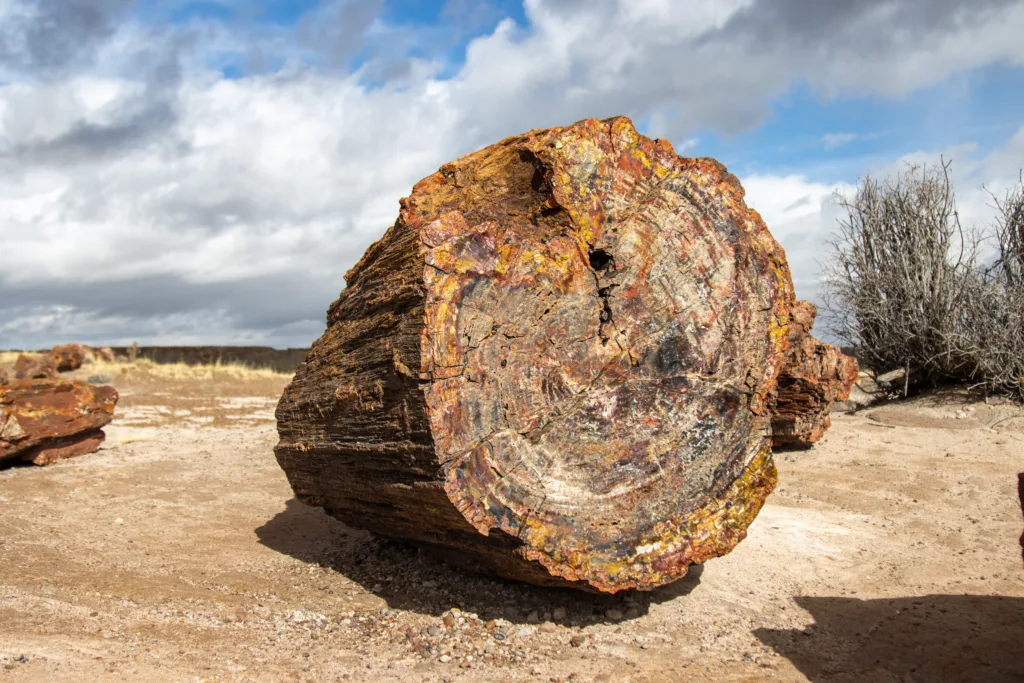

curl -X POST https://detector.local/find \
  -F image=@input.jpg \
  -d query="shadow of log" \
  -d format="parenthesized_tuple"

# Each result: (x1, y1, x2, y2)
(754, 595, 1024, 682)
(256, 498, 703, 626)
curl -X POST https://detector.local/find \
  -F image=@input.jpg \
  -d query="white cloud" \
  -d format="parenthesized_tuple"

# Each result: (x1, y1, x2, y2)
(1, 0, 1023, 347)
(822, 132, 857, 150)
(742, 174, 852, 306)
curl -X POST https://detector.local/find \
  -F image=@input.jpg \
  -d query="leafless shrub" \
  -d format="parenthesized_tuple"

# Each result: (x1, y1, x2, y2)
(959, 177, 1024, 396)
(956, 275, 1024, 397)
(823, 160, 979, 384)
(992, 174, 1024, 288)
(824, 160, 1024, 397)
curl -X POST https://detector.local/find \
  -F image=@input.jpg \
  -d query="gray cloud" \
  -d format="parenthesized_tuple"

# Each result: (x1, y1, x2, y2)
(719, 0, 1021, 46)
(296, 0, 385, 69)
(0, 0, 137, 75)
(1, 98, 177, 166)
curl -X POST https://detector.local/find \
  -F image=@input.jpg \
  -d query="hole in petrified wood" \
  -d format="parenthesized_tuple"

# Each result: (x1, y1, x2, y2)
(588, 248, 614, 271)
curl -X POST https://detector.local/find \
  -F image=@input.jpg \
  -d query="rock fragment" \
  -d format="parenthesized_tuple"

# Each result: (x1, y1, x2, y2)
(768, 301, 859, 447)
(52, 344, 88, 372)
(14, 353, 58, 380)
(1, 379, 118, 466)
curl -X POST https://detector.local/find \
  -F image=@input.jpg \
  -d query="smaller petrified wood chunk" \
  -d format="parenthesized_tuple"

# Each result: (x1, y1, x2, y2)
(14, 353, 58, 380)
(1, 379, 118, 466)
(52, 344, 88, 372)
(769, 300, 858, 448)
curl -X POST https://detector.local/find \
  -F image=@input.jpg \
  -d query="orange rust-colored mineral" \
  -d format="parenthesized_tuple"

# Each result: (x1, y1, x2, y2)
(275, 116, 794, 592)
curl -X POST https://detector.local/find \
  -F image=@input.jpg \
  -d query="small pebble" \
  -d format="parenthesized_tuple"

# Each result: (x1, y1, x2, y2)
(570, 634, 586, 648)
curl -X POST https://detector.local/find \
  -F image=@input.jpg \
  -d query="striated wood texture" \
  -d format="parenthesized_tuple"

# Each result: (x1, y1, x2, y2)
(768, 301, 859, 448)
(276, 117, 794, 592)
(1, 379, 118, 466)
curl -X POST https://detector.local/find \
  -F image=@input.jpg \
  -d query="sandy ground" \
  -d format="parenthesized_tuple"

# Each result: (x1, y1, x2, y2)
(1, 365, 1023, 682)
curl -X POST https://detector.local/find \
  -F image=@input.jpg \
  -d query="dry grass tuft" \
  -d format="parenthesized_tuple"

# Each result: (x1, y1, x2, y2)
(0, 350, 29, 364)
(1, 353, 294, 382)
(84, 358, 293, 381)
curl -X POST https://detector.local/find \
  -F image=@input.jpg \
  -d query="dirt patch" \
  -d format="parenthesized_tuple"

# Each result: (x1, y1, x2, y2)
(1, 371, 1022, 681)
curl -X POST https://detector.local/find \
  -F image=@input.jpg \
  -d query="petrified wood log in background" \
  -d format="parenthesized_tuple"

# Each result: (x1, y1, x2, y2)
(1, 379, 119, 466)
(52, 344, 87, 372)
(768, 301, 859, 448)
(276, 117, 794, 592)
(14, 353, 58, 380)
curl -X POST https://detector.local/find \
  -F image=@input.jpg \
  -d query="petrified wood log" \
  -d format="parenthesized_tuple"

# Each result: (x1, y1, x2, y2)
(14, 353, 57, 380)
(768, 301, 859, 448)
(1, 379, 118, 466)
(52, 344, 87, 372)
(275, 116, 794, 592)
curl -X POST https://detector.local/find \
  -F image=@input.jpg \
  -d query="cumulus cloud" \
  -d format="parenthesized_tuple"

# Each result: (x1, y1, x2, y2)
(1, 0, 1023, 347)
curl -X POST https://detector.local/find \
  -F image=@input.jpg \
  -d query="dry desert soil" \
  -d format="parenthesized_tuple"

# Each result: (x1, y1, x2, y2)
(2, 362, 1023, 682)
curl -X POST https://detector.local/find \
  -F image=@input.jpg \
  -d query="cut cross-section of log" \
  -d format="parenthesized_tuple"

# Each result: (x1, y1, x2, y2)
(275, 116, 794, 592)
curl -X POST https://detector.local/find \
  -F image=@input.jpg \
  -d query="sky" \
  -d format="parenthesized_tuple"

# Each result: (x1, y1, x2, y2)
(1, 0, 1024, 349)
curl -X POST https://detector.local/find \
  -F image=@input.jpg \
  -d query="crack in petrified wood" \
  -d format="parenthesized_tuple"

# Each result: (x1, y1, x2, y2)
(275, 116, 793, 592)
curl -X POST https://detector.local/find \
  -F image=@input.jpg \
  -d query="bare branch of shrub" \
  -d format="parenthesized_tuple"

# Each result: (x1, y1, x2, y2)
(992, 173, 1024, 289)
(824, 160, 1023, 398)
(823, 159, 979, 383)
